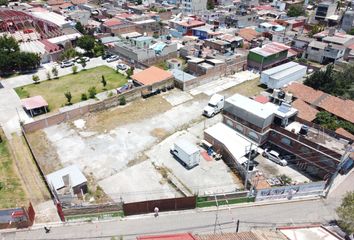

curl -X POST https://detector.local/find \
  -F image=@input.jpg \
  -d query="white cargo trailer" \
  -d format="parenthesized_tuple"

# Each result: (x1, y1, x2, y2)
(170, 139, 200, 169)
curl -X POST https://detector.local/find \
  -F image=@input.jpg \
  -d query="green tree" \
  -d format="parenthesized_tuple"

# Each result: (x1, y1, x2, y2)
(72, 65, 78, 74)
(64, 91, 72, 105)
(15, 52, 40, 71)
(79, 58, 87, 69)
(126, 66, 134, 78)
(93, 44, 105, 57)
(349, 28, 354, 35)
(32, 75, 40, 84)
(0, 35, 19, 53)
(101, 75, 107, 88)
(0, 0, 8, 6)
(119, 96, 126, 105)
(309, 24, 325, 37)
(75, 22, 87, 35)
(77, 35, 95, 54)
(287, 5, 305, 17)
(59, 48, 77, 61)
(81, 93, 88, 100)
(207, 0, 215, 10)
(51, 66, 59, 79)
(88, 86, 97, 98)
(336, 191, 354, 236)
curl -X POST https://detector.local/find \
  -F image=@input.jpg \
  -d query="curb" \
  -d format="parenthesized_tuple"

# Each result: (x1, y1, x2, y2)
(0, 196, 323, 234)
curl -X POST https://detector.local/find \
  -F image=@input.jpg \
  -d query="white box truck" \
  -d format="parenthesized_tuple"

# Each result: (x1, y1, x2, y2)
(203, 94, 225, 117)
(170, 139, 200, 169)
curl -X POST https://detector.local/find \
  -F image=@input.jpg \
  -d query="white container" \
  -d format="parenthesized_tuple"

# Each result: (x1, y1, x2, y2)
(171, 139, 200, 168)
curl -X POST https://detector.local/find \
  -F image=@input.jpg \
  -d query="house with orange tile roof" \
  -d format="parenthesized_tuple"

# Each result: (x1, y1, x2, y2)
(131, 66, 174, 93)
(285, 82, 354, 124)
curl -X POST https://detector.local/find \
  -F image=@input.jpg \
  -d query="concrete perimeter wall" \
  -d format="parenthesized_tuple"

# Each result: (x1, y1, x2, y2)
(22, 78, 175, 133)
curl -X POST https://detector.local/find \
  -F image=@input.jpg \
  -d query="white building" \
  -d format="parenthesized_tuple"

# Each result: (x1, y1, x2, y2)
(260, 62, 307, 89)
(182, 0, 207, 13)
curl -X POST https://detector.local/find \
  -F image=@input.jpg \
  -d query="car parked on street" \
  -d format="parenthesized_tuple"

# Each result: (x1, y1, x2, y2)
(262, 149, 288, 166)
(106, 55, 119, 62)
(60, 60, 74, 68)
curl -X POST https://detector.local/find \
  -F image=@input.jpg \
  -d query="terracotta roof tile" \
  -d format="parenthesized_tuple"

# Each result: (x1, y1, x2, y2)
(103, 18, 123, 27)
(318, 96, 354, 123)
(285, 82, 324, 105)
(22, 96, 48, 110)
(131, 66, 173, 85)
(195, 232, 260, 240)
(292, 99, 319, 122)
(335, 128, 354, 140)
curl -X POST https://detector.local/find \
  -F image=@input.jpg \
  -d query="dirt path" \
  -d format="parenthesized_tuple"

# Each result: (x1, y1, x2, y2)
(9, 134, 51, 205)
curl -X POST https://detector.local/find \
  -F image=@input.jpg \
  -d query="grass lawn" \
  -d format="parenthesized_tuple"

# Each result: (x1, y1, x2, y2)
(15, 66, 127, 112)
(0, 136, 27, 208)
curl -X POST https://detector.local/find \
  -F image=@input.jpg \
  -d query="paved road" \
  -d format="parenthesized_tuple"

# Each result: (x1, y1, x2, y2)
(1, 169, 353, 240)
(1, 57, 118, 89)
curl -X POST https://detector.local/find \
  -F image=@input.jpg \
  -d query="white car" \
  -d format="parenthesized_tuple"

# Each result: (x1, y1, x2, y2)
(106, 55, 119, 62)
(117, 63, 128, 70)
(60, 60, 74, 68)
(262, 149, 288, 166)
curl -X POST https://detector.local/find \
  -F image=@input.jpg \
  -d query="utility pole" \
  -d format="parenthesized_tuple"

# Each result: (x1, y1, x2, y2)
(324, 145, 353, 198)
(244, 143, 253, 190)
(236, 220, 240, 233)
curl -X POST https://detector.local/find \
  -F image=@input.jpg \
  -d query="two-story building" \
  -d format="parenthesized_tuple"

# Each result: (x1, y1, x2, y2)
(247, 42, 291, 71)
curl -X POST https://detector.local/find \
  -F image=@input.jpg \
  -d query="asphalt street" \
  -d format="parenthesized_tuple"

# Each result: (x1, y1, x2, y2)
(1, 167, 353, 240)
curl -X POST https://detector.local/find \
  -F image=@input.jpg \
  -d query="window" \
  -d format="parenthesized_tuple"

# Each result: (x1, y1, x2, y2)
(319, 156, 336, 169)
(248, 131, 259, 141)
(236, 124, 243, 133)
(226, 119, 233, 127)
(280, 137, 292, 147)
(300, 146, 311, 154)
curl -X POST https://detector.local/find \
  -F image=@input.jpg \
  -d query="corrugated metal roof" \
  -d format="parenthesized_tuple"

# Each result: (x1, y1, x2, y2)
(250, 42, 290, 57)
(46, 165, 87, 190)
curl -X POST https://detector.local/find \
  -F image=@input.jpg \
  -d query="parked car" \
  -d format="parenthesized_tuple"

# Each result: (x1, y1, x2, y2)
(106, 55, 119, 62)
(262, 149, 288, 166)
(60, 60, 74, 68)
(76, 56, 90, 64)
(102, 53, 112, 60)
(117, 63, 128, 71)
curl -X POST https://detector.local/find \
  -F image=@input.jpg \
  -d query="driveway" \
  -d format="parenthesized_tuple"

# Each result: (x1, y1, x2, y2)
(0, 88, 31, 138)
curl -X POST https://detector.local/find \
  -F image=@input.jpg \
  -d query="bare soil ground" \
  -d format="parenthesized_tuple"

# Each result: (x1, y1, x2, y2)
(84, 94, 172, 132)
(26, 130, 62, 175)
(221, 78, 264, 97)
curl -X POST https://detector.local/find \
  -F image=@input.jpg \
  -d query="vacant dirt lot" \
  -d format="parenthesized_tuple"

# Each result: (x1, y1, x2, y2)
(26, 77, 264, 203)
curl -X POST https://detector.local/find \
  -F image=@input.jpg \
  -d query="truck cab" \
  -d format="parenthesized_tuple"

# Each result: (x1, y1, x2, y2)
(203, 94, 225, 117)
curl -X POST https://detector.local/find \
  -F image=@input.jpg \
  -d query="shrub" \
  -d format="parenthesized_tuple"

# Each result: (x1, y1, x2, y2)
(81, 93, 88, 101)
(32, 74, 40, 84)
(88, 87, 96, 98)
(51, 66, 59, 79)
(72, 65, 78, 74)
(119, 96, 126, 105)
(64, 91, 72, 105)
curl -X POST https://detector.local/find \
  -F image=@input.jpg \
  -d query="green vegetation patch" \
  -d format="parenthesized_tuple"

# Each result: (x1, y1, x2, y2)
(0, 138, 26, 208)
(15, 66, 127, 112)
(65, 210, 124, 222)
(197, 197, 255, 208)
